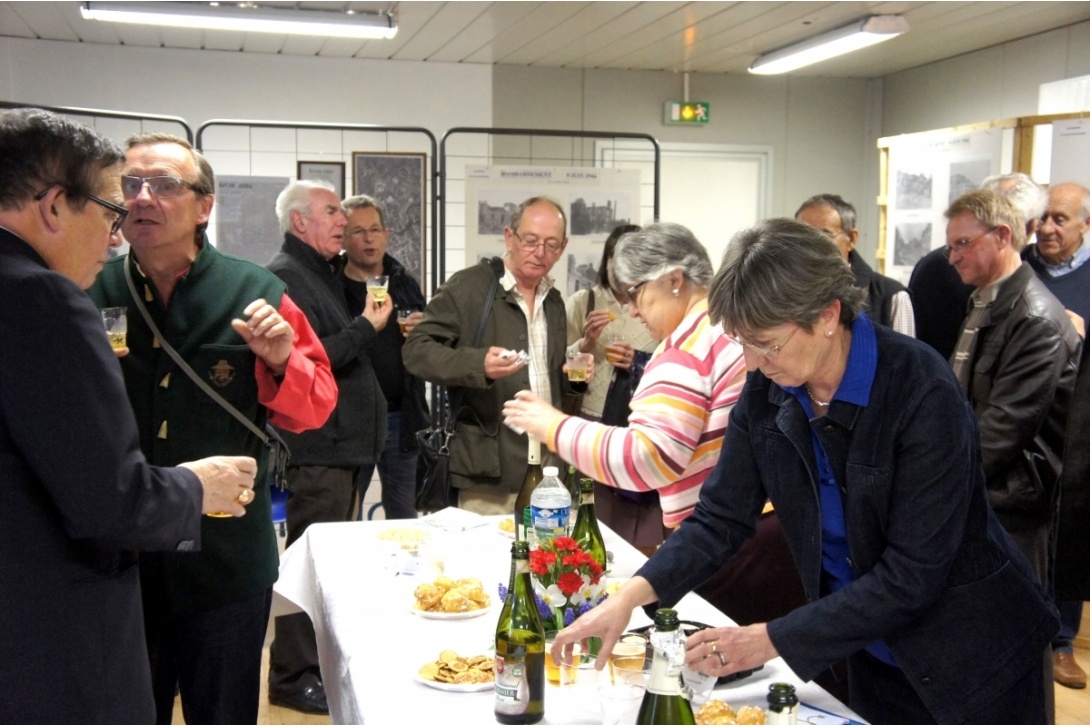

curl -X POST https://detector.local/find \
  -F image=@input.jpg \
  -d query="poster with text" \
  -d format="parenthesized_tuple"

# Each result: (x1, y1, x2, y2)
(465, 166, 641, 299)
(212, 176, 289, 265)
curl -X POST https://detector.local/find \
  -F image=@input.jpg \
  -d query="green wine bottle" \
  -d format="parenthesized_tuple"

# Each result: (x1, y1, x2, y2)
(636, 608, 696, 725)
(494, 540, 546, 725)
(571, 477, 607, 571)
(564, 464, 580, 504)
(513, 437, 543, 543)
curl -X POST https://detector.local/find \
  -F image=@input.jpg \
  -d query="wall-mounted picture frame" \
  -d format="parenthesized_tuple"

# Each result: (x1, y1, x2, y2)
(352, 151, 427, 291)
(297, 160, 346, 200)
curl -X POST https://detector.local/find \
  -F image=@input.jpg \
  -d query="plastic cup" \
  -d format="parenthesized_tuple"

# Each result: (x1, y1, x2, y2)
(101, 307, 127, 351)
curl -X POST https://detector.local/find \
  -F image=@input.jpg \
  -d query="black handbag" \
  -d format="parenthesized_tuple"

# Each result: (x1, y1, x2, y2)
(599, 349, 651, 426)
(415, 257, 504, 512)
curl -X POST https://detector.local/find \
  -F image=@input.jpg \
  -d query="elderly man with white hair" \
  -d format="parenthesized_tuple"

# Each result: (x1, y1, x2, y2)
(264, 180, 391, 714)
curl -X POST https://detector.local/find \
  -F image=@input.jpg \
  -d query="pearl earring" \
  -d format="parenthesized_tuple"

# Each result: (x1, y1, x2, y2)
(825, 330, 833, 338)
(672, 288, 680, 297)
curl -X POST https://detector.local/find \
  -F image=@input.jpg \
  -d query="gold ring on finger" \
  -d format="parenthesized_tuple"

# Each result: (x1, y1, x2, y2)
(237, 489, 254, 505)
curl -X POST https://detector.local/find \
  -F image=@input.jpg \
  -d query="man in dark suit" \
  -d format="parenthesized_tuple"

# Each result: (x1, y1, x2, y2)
(0, 108, 259, 723)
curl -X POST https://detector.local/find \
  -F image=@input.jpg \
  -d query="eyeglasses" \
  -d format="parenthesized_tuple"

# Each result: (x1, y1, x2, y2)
(512, 229, 564, 254)
(86, 194, 129, 235)
(623, 280, 649, 304)
(734, 326, 800, 359)
(944, 226, 997, 259)
(350, 226, 387, 239)
(34, 183, 128, 235)
(120, 175, 198, 200)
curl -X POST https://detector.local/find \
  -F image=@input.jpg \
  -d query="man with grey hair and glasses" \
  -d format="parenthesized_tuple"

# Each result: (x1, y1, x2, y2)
(0, 106, 267, 725)
(946, 189, 1078, 593)
(264, 180, 391, 714)
(341, 194, 429, 521)
(404, 195, 583, 514)
(88, 135, 336, 724)
(796, 193, 915, 336)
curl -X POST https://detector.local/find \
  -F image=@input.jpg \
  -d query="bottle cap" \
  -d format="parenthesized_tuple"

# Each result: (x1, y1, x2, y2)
(543, 466, 559, 477)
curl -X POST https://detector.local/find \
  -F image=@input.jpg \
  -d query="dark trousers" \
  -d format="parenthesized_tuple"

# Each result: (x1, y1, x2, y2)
(145, 587, 272, 725)
(269, 465, 358, 692)
(1053, 599, 1083, 652)
(848, 647, 1047, 725)
(357, 411, 419, 520)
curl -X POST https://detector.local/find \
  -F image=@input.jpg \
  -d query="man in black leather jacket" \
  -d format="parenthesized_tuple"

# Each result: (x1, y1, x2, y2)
(946, 189, 1080, 585)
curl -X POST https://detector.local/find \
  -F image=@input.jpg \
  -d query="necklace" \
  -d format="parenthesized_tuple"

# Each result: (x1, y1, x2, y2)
(805, 386, 832, 408)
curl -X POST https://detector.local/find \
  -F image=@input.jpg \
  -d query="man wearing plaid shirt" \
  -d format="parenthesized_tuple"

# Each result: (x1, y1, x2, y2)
(404, 196, 582, 514)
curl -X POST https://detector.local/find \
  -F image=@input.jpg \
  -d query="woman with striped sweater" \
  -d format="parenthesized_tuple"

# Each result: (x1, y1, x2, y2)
(503, 222, 747, 527)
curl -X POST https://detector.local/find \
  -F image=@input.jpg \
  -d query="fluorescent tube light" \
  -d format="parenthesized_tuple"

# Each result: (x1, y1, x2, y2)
(81, 2, 398, 40)
(749, 15, 908, 75)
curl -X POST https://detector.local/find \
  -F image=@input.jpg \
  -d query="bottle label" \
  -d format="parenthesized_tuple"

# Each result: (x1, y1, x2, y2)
(531, 505, 569, 536)
(494, 655, 538, 716)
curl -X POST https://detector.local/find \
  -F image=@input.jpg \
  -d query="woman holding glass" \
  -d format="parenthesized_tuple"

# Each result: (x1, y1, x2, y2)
(565, 224, 664, 552)
(504, 222, 748, 528)
(552, 219, 1057, 724)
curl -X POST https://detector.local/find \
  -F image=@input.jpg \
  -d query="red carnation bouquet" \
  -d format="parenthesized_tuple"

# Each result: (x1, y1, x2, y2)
(528, 536, 607, 635)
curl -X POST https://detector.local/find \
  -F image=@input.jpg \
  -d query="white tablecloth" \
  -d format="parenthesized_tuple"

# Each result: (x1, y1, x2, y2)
(273, 511, 864, 725)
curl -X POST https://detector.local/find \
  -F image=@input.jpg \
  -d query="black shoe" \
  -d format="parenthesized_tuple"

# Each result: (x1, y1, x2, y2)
(268, 677, 329, 715)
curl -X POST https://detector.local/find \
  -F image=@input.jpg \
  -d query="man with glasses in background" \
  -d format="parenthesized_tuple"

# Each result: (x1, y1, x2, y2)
(403, 196, 581, 514)
(796, 193, 916, 336)
(946, 189, 1078, 597)
(88, 133, 336, 725)
(341, 194, 429, 521)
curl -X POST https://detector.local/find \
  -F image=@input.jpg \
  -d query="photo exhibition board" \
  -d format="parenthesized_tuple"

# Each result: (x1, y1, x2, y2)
(885, 129, 1003, 285)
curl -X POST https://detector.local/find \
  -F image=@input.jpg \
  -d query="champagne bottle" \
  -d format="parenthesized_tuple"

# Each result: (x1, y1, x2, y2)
(571, 477, 607, 571)
(637, 608, 696, 725)
(767, 682, 799, 724)
(494, 540, 546, 725)
(514, 437, 543, 542)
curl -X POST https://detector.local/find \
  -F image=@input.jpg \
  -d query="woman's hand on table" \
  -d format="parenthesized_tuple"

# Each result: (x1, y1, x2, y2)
(685, 623, 778, 678)
(502, 390, 565, 442)
(552, 576, 656, 671)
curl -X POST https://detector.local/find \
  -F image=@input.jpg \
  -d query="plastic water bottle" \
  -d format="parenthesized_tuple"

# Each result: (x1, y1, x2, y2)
(530, 465, 571, 543)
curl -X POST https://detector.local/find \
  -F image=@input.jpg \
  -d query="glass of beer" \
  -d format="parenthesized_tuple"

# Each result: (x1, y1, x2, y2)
(566, 351, 592, 394)
(101, 307, 127, 351)
(397, 308, 415, 336)
(604, 336, 628, 367)
(366, 275, 389, 304)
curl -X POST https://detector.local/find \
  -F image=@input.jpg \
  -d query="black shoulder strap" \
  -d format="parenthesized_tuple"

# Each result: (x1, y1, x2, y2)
(442, 257, 504, 430)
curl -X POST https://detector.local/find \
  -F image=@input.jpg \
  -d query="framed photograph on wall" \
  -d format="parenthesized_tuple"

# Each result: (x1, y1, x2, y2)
(297, 160, 346, 199)
(352, 151, 426, 291)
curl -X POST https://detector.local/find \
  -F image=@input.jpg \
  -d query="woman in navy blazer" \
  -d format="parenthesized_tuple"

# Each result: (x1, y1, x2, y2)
(553, 219, 1057, 724)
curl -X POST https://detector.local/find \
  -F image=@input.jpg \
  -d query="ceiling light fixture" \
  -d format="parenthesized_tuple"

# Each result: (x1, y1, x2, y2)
(81, 2, 398, 40)
(748, 15, 908, 75)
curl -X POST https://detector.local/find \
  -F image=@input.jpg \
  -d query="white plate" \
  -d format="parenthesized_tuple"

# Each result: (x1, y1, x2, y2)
(411, 604, 493, 620)
(413, 673, 494, 692)
(497, 519, 516, 538)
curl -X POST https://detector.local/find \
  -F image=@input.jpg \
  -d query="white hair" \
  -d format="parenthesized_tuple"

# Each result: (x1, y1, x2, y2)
(276, 179, 336, 235)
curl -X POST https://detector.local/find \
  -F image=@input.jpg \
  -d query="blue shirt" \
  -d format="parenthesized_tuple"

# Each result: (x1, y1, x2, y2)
(1030, 239, 1090, 277)
(787, 313, 897, 667)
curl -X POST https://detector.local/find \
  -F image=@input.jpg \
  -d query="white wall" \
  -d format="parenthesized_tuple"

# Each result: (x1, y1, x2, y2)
(0, 37, 492, 134)
(882, 20, 1090, 136)
(492, 65, 884, 262)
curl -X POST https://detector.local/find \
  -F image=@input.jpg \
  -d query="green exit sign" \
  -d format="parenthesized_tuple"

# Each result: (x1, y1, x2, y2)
(664, 101, 709, 125)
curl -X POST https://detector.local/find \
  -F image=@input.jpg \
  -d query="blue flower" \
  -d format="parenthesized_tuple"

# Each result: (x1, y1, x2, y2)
(497, 582, 508, 602)
(576, 601, 594, 617)
(563, 607, 576, 626)
(535, 594, 553, 621)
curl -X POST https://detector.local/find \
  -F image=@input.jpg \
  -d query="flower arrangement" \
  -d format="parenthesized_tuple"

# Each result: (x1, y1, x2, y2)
(498, 536, 607, 635)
